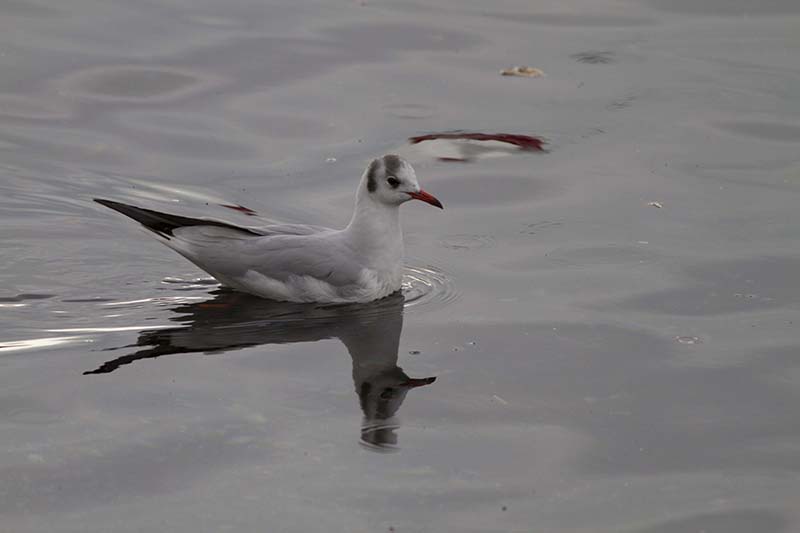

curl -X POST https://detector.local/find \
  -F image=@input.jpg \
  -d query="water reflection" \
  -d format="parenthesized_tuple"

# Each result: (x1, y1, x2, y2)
(84, 291, 435, 451)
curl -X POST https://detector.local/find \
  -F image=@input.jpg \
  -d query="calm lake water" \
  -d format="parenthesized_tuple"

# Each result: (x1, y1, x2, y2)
(2, 0, 800, 531)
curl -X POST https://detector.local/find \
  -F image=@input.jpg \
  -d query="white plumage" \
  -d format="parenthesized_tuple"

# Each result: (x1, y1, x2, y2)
(95, 154, 443, 303)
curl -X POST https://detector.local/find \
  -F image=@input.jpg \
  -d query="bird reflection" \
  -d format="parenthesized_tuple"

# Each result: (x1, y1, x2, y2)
(84, 290, 435, 450)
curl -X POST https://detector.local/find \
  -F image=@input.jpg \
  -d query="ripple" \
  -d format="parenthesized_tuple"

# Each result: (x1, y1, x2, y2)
(571, 51, 616, 64)
(158, 265, 458, 313)
(48, 326, 174, 333)
(360, 421, 401, 452)
(160, 276, 220, 291)
(401, 262, 458, 312)
(0, 335, 89, 354)
(57, 65, 224, 102)
(101, 295, 207, 308)
(72, 265, 455, 320)
(0, 293, 55, 303)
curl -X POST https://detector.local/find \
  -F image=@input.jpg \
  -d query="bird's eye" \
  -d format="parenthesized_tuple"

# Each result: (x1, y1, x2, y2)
(386, 176, 400, 189)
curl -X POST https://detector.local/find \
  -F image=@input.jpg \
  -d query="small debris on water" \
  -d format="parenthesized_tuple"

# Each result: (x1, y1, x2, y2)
(492, 395, 509, 405)
(647, 201, 663, 208)
(408, 350, 421, 355)
(467, 341, 476, 346)
(500, 66, 544, 78)
(501, 505, 508, 511)
(676, 336, 701, 345)
(325, 157, 337, 163)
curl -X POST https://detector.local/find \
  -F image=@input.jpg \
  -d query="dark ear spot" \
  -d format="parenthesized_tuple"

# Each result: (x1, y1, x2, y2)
(383, 154, 402, 176)
(366, 159, 380, 193)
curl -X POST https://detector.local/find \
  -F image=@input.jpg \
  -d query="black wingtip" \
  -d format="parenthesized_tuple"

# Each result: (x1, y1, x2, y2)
(94, 198, 261, 238)
(94, 198, 117, 208)
(94, 198, 130, 212)
(94, 198, 177, 237)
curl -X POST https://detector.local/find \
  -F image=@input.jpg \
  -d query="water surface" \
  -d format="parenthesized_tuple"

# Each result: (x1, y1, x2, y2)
(2, 0, 800, 531)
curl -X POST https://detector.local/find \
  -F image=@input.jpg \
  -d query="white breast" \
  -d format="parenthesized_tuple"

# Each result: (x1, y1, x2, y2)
(229, 267, 403, 303)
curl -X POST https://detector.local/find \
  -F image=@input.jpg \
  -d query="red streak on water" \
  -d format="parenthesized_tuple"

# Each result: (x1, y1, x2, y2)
(408, 132, 547, 152)
(220, 204, 258, 216)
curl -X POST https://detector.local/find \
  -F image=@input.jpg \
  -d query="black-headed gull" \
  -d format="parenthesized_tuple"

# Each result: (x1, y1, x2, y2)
(95, 154, 443, 303)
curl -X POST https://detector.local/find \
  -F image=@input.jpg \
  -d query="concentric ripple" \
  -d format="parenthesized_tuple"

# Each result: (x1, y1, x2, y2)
(401, 262, 459, 312)
(158, 265, 457, 312)
(360, 421, 402, 452)
(160, 276, 220, 291)
(71, 264, 456, 326)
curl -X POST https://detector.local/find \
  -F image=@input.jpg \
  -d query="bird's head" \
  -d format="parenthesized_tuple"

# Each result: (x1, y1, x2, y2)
(363, 154, 443, 209)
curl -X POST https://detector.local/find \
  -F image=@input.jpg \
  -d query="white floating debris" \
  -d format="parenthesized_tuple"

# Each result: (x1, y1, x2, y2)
(492, 395, 509, 405)
(647, 201, 663, 208)
(676, 336, 702, 345)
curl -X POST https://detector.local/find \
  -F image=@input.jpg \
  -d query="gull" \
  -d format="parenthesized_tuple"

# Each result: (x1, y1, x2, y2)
(95, 154, 443, 303)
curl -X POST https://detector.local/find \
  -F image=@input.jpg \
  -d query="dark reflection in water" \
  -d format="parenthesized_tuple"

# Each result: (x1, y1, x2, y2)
(84, 291, 435, 451)
(570, 50, 616, 64)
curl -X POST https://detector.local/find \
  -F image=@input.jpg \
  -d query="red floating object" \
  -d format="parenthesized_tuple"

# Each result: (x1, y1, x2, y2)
(220, 204, 258, 216)
(408, 132, 547, 152)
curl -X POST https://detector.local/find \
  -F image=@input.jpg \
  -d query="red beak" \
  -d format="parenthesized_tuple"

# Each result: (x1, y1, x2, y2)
(401, 376, 437, 389)
(407, 189, 444, 209)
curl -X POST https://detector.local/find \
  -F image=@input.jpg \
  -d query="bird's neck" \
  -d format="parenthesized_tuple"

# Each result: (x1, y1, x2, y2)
(344, 191, 403, 267)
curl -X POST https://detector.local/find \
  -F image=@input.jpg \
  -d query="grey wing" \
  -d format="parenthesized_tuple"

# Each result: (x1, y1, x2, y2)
(254, 223, 334, 237)
(243, 233, 364, 286)
(168, 226, 364, 287)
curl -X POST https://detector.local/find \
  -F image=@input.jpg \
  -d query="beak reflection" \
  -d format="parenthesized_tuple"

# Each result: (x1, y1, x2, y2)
(84, 290, 436, 451)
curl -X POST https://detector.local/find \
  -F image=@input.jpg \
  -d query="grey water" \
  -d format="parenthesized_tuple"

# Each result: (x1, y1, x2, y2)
(2, 0, 800, 531)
